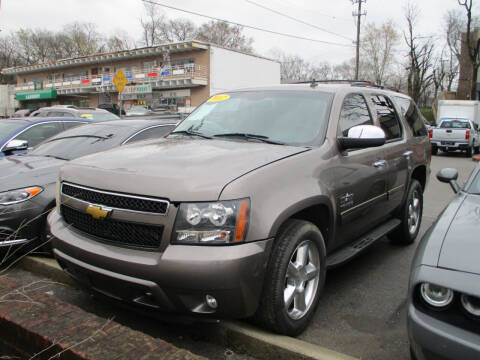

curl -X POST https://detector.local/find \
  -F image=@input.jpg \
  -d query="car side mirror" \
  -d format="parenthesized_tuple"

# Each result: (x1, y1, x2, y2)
(437, 168, 460, 193)
(338, 125, 386, 151)
(3, 139, 28, 153)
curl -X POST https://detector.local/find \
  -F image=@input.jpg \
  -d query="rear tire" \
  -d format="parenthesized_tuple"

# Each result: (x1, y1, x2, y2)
(254, 219, 326, 336)
(475, 146, 479, 154)
(467, 146, 473, 157)
(431, 145, 438, 155)
(391, 179, 423, 245)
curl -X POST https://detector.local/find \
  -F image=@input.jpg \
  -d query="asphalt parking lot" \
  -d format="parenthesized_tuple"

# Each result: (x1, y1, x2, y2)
(2, 152, 477, 360)
(298, 152, 477, 360)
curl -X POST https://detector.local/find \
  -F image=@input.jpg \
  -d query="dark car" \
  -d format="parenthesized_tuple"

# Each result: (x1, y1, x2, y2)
(98, 103, 125, 116)
(49, 83, 431, 335)
(13, 108, 37, 117)
(0, 119, 177, 264)
(408, 166, 480, 360)
(0, 118, 90, 157)
(30, 106, 119, 121)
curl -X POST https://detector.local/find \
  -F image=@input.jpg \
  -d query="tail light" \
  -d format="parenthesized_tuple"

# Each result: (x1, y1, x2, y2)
(429, 129, 433, 139)
(466, 130, 470, 140)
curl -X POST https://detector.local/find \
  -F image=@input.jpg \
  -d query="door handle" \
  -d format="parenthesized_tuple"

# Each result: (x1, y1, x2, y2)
(403, 151, 413, 158)
(373, 160, 386, 168)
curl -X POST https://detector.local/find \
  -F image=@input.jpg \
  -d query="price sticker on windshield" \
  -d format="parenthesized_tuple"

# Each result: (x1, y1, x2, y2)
(208, 94, 230, 103)
(80, 114, 93, 118)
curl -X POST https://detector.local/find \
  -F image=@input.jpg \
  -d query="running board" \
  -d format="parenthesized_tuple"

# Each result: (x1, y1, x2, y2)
(326, 218, 401, 269)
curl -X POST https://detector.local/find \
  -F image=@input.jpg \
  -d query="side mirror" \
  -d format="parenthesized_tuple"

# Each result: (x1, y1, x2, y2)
(437, 168, 460, 193)
(3, 139, 28, 152)
(338, 125, 386, 150)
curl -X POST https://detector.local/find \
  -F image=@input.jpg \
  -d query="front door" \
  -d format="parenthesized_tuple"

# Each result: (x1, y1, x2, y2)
(333, 93, 389, 247)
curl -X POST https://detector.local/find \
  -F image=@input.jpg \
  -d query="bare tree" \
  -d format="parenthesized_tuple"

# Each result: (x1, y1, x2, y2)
(139, 2, 164, 46)
(105, 30, 136, 52)
(457, 0, 480, 99)
(62, 22, 103, 57)
(196, 21, 254, 53)
(269, 49, 332, 82)
(158, 18, 197, 42)
(361, 20, 399, 85)
(404, 2, 434, 104)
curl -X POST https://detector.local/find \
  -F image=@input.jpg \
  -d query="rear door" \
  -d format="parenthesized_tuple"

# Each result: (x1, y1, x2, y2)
(369, 94, 409, 214)
(333, 93, 389, 246)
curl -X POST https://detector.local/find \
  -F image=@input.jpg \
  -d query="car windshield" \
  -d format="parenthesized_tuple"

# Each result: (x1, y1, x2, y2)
(440, 120, 470, 129)
(79, 112, 119, 121)
(0, 120, 28, 138)
(170, 90, 333, 146)
(29, 123, 123, 160)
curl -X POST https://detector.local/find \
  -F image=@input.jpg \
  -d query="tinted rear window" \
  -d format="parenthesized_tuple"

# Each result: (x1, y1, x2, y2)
(440, 121, 470, 129)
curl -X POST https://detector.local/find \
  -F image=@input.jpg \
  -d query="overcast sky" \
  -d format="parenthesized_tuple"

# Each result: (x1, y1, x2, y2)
(0, 0, 473, 65)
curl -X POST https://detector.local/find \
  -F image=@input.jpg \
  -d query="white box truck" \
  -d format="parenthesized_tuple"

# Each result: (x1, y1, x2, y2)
(437, 100, 480, 127)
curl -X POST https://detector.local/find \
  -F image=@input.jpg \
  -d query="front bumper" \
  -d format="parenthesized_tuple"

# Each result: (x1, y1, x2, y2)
(48, 211, 273, 318)
(0, 201, 44, 247)
(408, 302, 480, 360)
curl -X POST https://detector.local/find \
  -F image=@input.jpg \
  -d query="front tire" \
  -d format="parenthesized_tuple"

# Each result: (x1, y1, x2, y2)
(391, 179, 423, 245)
(254, 219, 326, 336)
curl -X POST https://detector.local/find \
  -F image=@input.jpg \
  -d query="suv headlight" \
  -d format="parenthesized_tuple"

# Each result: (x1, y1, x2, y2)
(0, 186, 43, 206)
(172, 199, 249, 244)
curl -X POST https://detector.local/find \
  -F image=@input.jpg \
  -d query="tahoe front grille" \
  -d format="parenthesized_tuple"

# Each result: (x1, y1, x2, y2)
(60, 205, 163, 249)
(61, 183, 169, 214)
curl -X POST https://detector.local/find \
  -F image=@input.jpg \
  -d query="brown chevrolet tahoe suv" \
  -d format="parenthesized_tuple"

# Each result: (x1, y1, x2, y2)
(48, 83, 431, 336)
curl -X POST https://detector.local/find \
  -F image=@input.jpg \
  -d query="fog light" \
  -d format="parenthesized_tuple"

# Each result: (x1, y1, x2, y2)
(205, 294, 218, 309)
(461, 294, 480, 317)
(420, 283, 453, 308)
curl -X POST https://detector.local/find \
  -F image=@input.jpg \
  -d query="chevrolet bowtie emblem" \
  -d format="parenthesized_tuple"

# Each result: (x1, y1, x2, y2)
(86, 205, 111, 220)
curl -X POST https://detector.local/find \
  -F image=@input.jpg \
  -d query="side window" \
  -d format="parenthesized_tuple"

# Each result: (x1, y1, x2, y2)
(370, 95, 402, 140)
(47, 111, 69, 117)
(338, 93, 373, 137)
(396, 98, 427, 137)
(62, 121, 86, 131)
(125, 125, 175, 143)
(15, 122, 63, 147)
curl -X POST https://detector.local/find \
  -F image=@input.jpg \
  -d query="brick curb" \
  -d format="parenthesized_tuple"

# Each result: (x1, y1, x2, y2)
(0, 275, 206, 360)
(18, 256, 358, 360)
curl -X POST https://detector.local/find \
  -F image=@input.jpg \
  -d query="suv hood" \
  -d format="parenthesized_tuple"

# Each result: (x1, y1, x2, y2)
(0, 155, 65, 191)
(61, 138, 309, 201)
(438, 194, 480, 275)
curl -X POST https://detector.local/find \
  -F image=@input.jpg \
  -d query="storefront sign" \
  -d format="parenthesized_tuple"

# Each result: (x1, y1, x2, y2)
(155, 89, 190, 98)
(120, 85, 152, 100)
(16, 89, 57, 101)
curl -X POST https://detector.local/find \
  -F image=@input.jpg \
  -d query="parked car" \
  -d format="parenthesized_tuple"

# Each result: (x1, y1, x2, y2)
(430, 118, 479, 156)
(13, 108, 37, 117)
(0, 117, 90, 157)
(49, 84, 430, 335)
(98, 103, 125, 115)
(30, 106, 120, 121)
(125, 105, 151, 117)
(408, 166, 480, 360)
(0, 119, 177, 263)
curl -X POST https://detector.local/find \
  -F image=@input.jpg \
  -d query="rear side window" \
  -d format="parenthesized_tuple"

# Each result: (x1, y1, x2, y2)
(394, 97, 427, 137)
(126, 125, 175, 143)
(370, 95, 402, 140)
(14, 122, 63, 147)
(338, 94, 373, 137)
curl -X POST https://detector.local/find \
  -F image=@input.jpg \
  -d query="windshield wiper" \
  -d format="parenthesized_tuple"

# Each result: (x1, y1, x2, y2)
(41, 155, 68, 161)
(213, 133, 285, 145)
(170, 129, 212, 139)
(45, 135, 112, 143)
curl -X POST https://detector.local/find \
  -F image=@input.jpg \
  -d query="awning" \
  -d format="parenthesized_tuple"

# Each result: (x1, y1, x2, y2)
(16, 89, 57, 101)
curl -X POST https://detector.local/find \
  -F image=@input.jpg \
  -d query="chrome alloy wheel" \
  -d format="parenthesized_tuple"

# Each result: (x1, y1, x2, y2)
(408, 189, 421, 235)
(284, 240, 320, 320)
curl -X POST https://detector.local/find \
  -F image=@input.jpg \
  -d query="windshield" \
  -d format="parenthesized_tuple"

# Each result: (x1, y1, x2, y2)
(0, 120, 27, 138)
(440, 120, 471, 129)
(170, 90, 333, 146)
(29, 123, 123, 160)
(79, 112, 119, 121)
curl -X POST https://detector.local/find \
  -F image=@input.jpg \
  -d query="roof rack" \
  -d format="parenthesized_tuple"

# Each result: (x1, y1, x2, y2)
(293, 79, 393, 90)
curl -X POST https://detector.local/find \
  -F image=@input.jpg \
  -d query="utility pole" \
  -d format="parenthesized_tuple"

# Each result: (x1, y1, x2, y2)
(352, 0, 366, 80)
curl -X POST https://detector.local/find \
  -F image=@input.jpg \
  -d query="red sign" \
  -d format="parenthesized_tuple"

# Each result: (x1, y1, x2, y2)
(147, 72, 158, 77)
(81, 79, 91, 84)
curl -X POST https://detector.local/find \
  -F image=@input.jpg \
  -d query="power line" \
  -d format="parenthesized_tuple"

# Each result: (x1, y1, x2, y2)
(141, 0, 354, 48)
(245, 0, 353, 41)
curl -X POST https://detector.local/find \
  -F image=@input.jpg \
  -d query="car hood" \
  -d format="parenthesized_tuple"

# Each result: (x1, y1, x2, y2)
(0, 155, 66, 191)
(61, 138, 309, 201)
(438, 194, 480, 275)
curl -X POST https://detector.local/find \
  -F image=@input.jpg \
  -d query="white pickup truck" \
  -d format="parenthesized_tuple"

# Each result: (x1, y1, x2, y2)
(430, 118, 479, 156)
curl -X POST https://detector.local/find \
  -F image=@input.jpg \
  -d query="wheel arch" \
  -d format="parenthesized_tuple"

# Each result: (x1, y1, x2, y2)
(411, 165, 427, 192)
(268, 196, 334, 248)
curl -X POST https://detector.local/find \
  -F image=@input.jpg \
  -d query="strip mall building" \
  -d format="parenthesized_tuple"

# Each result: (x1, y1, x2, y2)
(2, 40, 280, 111)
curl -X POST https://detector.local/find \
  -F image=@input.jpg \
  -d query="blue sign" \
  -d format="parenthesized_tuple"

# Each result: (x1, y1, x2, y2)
(103, 77, 111, 82)
(161, 71, 170, 76)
